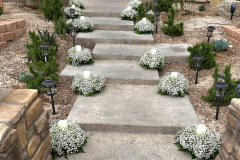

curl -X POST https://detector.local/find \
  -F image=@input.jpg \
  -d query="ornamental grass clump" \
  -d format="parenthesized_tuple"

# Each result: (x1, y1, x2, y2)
(69, 0, 84, 9)
(121, 7, 137, 20)
(175, 124, 220, 160)
(134, 18, 154, 34)
(128, 0, 142, 10)
(158, 72, 188, 97)
(139, 49, 165, 70)
(72, 71, 105, 96)
(50, 120, 87, 159)
(65, 7, 83, 19)
(67, 45, 93, 66)
(73, 16, 94, 32)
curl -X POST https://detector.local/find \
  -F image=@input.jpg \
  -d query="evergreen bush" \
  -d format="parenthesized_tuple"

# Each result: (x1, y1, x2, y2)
(38, 0, 63, 20)
(198, 5, 206, 12)
(212, 39, 229, 52)
(136, 3, 155, 23)
(202, 64, 240, 106)
(188, 41, 216, 70)
(54, 17, 72, 37)
(0, 6, 3, 15)
(161, 7, 184, 37)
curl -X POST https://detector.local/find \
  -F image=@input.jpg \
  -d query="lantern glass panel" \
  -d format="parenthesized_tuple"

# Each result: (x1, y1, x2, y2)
(71, 29, 76, 37)
(207, 30, 212, 37)
(195, 60, 201, 68)
(216, 88, 224, 98)
(46, 86, 55, 95)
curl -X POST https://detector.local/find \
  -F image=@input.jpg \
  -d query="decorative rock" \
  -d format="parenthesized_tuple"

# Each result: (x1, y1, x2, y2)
(0, 34, 3, 42)
(32, 134, 50, 160)
(227, 113, 237, 128)
(7, 19, 26, 29)
(216, 2, 240, 17)
(222, 126, 235, 153)
(0, 103, 25, 125)
(228, 104, 240, 119)
(40, 125, 49, 140)
(2, 32, 14, 41)
(35, 111, 48, 133)
(25, 98, 44, 127)
(27, 136, 40, 157)
(0, 123, 9, 141)
(27, 126, 35, 140)
(3, 21, 17, 32)
(7, 141, 22, 160)
(232, 98, 240, 111)
(0, 129, 17, 152)
(14, 28, 24, 38)
(3, 89, 38, 107)
(0, 23, 6, 33)
(0, 42, 7, 50)
(221, 147, 230, 160)
(16, 120, 27, 149)
(234, 145, 240, 160)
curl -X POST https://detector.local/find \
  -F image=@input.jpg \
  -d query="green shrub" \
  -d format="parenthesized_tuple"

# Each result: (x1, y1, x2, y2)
(161, 7, 184, 37)
(198, 5, 206, 12)
(188, 41, 216, 70)
(136, 3, 155, 23)
(54, 17, 72, 37)
(0, 6, 3, 15)
(38, 29, 56, 45)
(38, 0, 63, 20)
(155, 0, 173, 12)
(202, 64, 240, 106)
(18, 72, 31, 82)
(212, 39, 229, 52)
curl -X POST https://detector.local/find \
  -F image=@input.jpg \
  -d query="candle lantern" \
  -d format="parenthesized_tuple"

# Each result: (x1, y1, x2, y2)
(230, 4, 237, 20)
(153, 0, 160, 34)
(42, 78, 57, 115)
(213, 81, 228, 120)
(39, 43, 50, 63)
(206, 26, 216, 42)
(70, 8, 76, 23)
(193, 54, 204, 84)
(70, 27, 76, 47)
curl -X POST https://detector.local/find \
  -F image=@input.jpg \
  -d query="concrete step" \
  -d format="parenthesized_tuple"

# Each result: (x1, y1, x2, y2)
(67, 17, 134, 31)
(56, 132, 192, 160)
(60, 60, 159, 85)
(93, 43, 191, 63)
(76, 30, 154, 49)
(67, 84, 199, 134)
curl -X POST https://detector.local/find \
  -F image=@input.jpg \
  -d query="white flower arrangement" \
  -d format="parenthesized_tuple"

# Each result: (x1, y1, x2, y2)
(50, 120, 87, 157)
(65, 7, 83, 19)
(176, 124, 220, 160)
(121, 7, 137, 20)
(67, 45, 93, 66)
(158, 72, 188, 97)
(128, 0, 142, 10)
(72, 71, 105, 96)
(134, 18, 154, 34)
(140, 49, 165, 70)
(73, 16, 94, 32)
(69, 0, 84, 9)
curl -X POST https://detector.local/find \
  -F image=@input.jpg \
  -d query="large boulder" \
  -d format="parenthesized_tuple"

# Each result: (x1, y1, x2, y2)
(216, 1, 240, 17)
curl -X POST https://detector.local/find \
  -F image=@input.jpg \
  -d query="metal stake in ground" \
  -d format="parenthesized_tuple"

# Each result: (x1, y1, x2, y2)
(70, 27, 76, 47)
(207, 26, 215, 43)
(154, 0, 160, 34)
(193, 54, 204, 84)
(213, 81, 228, 120)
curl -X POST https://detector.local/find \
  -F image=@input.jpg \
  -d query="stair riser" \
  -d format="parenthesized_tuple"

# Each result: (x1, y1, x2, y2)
(94, 24, 134, 31)
(85, 12, 121, 17)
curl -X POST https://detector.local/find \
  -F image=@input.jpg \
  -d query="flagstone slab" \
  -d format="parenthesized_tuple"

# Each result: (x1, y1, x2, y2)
(67, 84, 199, 134)
(93, 43, 191, 62)
(76, 30, 154, 49)
(60, 60, 159, 85)
(57, 132, 191, 160)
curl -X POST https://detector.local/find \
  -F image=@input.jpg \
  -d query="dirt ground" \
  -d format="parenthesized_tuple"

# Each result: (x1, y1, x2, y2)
(0, 3, 240, 136)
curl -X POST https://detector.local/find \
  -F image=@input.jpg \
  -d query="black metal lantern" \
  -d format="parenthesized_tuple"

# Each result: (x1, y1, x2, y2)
(207, 26, 216, 42)
(42, 78, 57, 115)
(193, 54, 204, 84)
(230, 4, 237, 20)
(70, 8, 76, 23)
(69, 27, 76, 47)
(39, 43, 50, 63)
(153, 0, 160, 34)
(213, 81, 228, 120)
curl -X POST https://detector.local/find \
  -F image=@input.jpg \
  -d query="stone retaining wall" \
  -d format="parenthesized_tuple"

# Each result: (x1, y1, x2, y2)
(222, 25, 240, 49)
(217, 98, 240, 160)
(0, 19, 26, 50)
(0, 89, 51, 160)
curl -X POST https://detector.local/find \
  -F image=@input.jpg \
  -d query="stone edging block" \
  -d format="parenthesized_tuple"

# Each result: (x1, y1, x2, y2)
(222, 25, 240, 48)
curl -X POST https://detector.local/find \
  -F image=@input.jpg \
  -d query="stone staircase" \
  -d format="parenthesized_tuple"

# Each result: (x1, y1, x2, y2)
(59, 0, 199, 159)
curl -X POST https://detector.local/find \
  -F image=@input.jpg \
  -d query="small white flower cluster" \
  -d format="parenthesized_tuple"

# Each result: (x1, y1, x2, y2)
(50, 121, 86, 156)
(121, 7, 137, 20)
(128, 0, 142, 10)
(67, 46, 93, 66)
(176, 124, 220, 159)
(134, 18, 154, 34)
(69, 0, 84, 9)
(158, 72, 188, 97)
(140, 49, 165, 70)
(73, 17, 94, 32)
(72, 73, 105, 96)
(65, 7, 83, 18)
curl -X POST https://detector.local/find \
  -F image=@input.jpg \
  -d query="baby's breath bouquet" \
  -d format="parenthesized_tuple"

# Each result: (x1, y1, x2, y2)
(158, 72, 188, 97)
(73, 16, 94, 32)
(72, 71, 105, 96)
(175, 124, 220, 160)
(65, 7, 83, 19)
(134, 18, 154, 34)
(128, 0, 142, 10)
(121, 7, 137, 20)
(69, 0, 84, 9)
(67, 45, 93, 66)
(140, 49, 165, 70)
(50, 120, 87, 159)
